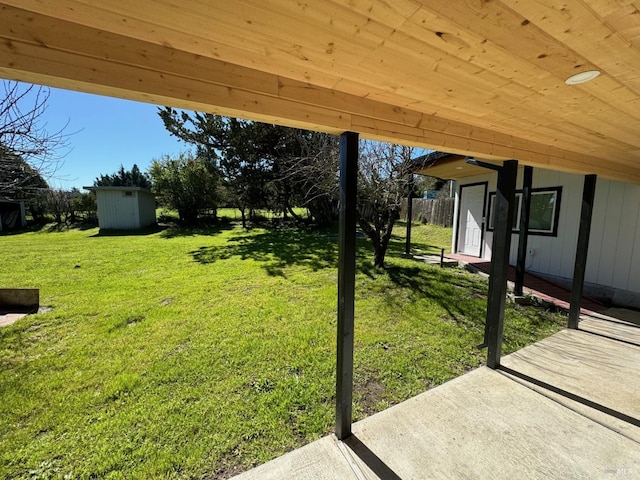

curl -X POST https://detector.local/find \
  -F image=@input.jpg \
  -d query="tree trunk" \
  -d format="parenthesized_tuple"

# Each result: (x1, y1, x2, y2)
(286, 202, 302, 222)
(373, 242, 387, 268)
(179, 208, 198, 225)
(359, 207, 400, 269)
(240, 207, 247, 229)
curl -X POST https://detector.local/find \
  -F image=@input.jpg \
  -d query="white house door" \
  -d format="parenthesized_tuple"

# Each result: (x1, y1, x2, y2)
(457, 183, 486, 257)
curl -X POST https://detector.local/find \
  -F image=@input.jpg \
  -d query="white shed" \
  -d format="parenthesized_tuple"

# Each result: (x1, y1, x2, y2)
(84, 186, 156, 230)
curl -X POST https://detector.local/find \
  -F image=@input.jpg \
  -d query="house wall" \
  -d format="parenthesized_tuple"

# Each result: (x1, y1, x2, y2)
(96, 190, 141, 229)
(137, 191, 157, 228)
(456, 167, 640, 308)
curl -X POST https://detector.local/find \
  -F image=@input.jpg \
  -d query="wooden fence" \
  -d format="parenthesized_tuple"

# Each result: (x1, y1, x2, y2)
(400, 197, 455, 227)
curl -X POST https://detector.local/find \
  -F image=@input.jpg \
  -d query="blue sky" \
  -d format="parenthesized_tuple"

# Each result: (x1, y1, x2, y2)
(36, 85, 190, 189)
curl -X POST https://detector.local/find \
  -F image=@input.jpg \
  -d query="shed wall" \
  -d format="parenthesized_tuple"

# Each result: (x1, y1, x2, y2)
(137, 191, 157, 228)
(96, 190, 141, 229)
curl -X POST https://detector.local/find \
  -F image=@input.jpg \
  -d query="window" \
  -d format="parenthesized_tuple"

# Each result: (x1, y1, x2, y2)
(487, 187, 561, 236)
(488, 193, 521, 230)
(123, 191, 134, 197)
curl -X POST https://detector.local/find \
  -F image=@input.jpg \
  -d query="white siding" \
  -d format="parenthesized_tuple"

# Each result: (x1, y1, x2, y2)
(96, 190, 140, 229)
(586, 178, 640, 294)
(612, 184, 640, 290)
(456, 167, 640, 301)
(137, 191, 157, 228)
(585, 181, 609, 283)
(629, 207, 640, 293)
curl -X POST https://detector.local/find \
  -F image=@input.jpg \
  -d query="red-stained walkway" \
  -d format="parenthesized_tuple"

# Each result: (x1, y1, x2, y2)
(446, 253, 605, 314)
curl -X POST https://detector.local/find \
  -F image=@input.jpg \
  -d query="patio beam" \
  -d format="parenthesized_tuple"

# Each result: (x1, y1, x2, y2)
(515, 166, 533, 296)
(486, 160, 518, 369)
(336, 131, 358, 440)
(568, 174, 597, 329)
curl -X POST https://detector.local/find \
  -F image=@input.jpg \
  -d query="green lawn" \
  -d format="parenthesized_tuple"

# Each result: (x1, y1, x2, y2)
(0, 221, 566, 479)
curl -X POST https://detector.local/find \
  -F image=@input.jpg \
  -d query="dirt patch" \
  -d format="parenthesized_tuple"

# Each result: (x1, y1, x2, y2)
(355, 378, 386, 416)
(204, 456, 248, 480)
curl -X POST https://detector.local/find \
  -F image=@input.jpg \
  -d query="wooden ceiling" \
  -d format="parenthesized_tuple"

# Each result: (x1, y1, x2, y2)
(1, 0, 639, 183)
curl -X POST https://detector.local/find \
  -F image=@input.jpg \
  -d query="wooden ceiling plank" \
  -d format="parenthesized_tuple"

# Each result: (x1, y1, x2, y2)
(503, 0, 640, 93)
(1, 0, 584, 131)
(332, 78, 495, 120)
(1, 0, 639, 180)
(586, 0, 635, 18)
(403, 6, 564, 88)
(0, 0, 346, 90)
(328, 0, 422, 30)
(401, 5, 640, 121)
(0, 65, 347, 136)
(7, 0, 639, 143)
(482, 112, 636, 158)
(5, 18, 638, 181)
(32, 1, 639, 158)
(0, 40, 354, 131)
(361, 31, 640, 148)
(0, 5, 282, 97)
(54, 1, 441, 103)
(238, 0, 396, 48)
(602, 3, 640, 45)
(351, 114, 640, 181)
(0, 11, 549, 155)
(403, 2, 640, 129)
(414, 1, 590, 80)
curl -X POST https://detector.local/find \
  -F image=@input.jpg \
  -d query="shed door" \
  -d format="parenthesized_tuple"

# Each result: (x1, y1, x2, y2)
(457, 184, 486, 257)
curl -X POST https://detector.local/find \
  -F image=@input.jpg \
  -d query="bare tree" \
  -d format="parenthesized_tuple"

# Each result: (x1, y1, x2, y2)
(278, 131, 340, 226)
(357, 141, 415, 268)
(281, 136, 416, 267)
(0, 80, 71, 197)
(43, 188, 71, 225)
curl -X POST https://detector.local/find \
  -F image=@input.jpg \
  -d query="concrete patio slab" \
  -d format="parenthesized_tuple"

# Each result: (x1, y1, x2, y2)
(232, 316, 640, 480)
(0, 312, 28, 327)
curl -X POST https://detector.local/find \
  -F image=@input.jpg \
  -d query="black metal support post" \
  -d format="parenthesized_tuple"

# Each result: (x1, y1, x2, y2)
(335, 131, 358, 440)
(485, 160, 518, 369)
(515, 166, 533, 296)
(404, 174, 414, 256)
(568, 174, 597, 329)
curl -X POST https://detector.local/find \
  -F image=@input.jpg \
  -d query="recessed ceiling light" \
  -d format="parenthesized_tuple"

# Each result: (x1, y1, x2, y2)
(565, 70, 601, 85)
(455, 166, 464, 170)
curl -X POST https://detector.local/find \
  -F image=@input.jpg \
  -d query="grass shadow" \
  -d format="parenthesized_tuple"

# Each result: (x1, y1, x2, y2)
(189, 225, 344, 275)
(385, 264, 488, 331)
(159, 218, 236, 239)
(90, 224, 169, 237)
(1, 221, 99, 236)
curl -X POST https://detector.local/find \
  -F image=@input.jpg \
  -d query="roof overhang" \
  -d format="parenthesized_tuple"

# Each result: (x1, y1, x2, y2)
(412, 153, 505, 180)
(1, 1, 639, 184)
(83, 186, 153, 193)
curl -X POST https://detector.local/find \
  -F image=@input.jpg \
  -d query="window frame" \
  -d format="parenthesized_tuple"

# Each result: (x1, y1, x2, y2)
(487, 186, 562, 237)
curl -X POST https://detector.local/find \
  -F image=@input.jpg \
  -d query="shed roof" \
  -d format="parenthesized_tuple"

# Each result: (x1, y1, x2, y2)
(83, 186, 153, 194)
(2, 2, 639, 183)
(0, 198, 24, 205)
